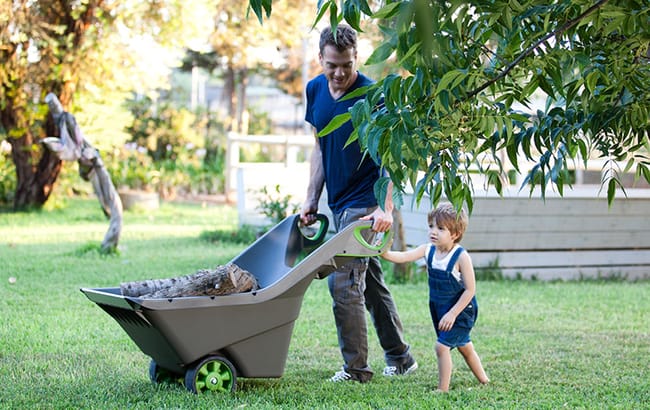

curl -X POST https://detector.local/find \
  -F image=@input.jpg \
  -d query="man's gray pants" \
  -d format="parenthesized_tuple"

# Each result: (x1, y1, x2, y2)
(329, 206, 413, 382)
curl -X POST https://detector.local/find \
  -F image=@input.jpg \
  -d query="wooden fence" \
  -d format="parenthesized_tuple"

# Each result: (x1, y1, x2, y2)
(229, 133, 650, 281)
(400, 187, 650, 281)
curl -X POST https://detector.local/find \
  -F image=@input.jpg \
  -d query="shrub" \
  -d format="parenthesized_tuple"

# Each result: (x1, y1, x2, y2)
(200, 224, 258, 245)
(255, 184, 300, 225)
(0, 144, 16, 205)
(475, 257, 505, 281)
(123, 95, 205, 162)
(103, 143, 225, 199)
(118, 94, 227, 198)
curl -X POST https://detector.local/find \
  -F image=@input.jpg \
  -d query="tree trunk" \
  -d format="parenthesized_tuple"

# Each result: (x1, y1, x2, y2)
(1, 71, 66, 210)
(9, 132, 62, 210)
(120, 263, 259, 299)
(0, 80, 60, 210)
(391, 209, 412, 282)
(236, 68, 249, 134)
(223, 65, 237, 131)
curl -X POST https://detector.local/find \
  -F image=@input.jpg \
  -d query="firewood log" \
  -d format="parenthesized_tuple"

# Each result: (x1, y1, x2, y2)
(120, 263, 258, 298)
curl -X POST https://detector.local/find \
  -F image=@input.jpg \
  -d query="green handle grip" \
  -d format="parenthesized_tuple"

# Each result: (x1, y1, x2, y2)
(335, 220, 393, 257)
(352, 225, 392, 253)
(298, 213, 329, 245)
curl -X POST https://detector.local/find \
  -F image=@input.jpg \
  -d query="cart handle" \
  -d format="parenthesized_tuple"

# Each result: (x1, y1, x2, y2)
(336, 221, 393, 257)
(297, 213, 329, 246)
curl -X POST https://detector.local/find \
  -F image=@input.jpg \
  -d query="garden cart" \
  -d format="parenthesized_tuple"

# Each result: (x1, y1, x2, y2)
(80, 214, 390, 393)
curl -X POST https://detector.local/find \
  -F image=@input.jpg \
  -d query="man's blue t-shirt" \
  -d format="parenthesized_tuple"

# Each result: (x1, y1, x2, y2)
(305, 72, 379, 214)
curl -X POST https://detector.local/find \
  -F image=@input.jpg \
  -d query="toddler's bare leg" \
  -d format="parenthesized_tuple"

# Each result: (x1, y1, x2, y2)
(435, 342, 452, 392)
(458, 342, 489, 384)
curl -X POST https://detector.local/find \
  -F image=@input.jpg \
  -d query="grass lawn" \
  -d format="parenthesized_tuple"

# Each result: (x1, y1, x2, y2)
(1, 197, 648, 409)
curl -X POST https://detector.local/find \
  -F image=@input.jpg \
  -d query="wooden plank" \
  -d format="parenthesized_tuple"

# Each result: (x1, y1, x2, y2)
(402, 213, 650, 234)
(402, 226, 650, 250)
(402, 192, 650, 217)
(471, 249, 650, 268)
(465, 232, 650, 250)
(487, 266, 650, 281)
(400, 191, 650, 250)
(467, 215, 648, 233)
(467, 197, 650, 217)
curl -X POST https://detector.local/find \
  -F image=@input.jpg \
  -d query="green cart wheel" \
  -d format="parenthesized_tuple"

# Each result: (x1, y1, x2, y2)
(149, 360, 183, 385)
(184, 355, 237, 394)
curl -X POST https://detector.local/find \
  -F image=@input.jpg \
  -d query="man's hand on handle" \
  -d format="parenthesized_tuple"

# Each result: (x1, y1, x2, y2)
(360, 207, 393, 233)
(300, 201, 319, 226)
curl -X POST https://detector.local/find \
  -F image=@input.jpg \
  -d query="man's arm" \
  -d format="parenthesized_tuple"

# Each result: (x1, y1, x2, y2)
(300, 132, 325, 225)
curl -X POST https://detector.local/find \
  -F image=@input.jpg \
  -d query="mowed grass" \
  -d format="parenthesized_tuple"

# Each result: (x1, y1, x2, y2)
(1, 197, 648, 409)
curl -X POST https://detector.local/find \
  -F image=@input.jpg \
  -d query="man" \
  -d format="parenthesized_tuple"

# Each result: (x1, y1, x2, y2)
(300, 24, 417, 383)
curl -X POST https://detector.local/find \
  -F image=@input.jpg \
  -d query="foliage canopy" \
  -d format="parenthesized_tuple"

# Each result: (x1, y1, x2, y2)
(0, 0, 212, 208)
(250, 0, 650, 212)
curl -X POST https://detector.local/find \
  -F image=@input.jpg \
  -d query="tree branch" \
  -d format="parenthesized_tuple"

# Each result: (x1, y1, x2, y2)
(465, 0, 611, 101)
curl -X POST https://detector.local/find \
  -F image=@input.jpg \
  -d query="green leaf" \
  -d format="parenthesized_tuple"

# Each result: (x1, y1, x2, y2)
(437, 70, 463, 95)
(372, 2, 402, 19)
(374, 177, 391, 211)
(510, 113, 529, 122)
(432, 182, 442, 205)
(623, 158, 634, 173)
(585, 71, 599, 94)
(358, 0, 373, 16)
(504, 117, 514, 140)
(382, 74, 401, 110)
(391, 186, 404, 211)
(464, 185, 474, 215)
(317, 112, 351, 137)
(366, 42, 395, 65)
(247, 0, 273, 24)
(262, 0, 272, 16)
(313, 0, 331, 28)
(366, 126, 383, 163)
(343, 1, 362, 31)
(506, 136, 519, 168)
(396, 42, 421, 66)
(346, 128, 360, 148)
(338, 85, 369, 102)
(537, 75, 555, 99)
(607, 178, 616, 207)
(521, 76, 539, 100)
(389, 129, 403, 163)
(451, 70, 469, 90)
(248, 0, 265, 24)
(641, 164, 650, 184)
(330, 2, 340, 34)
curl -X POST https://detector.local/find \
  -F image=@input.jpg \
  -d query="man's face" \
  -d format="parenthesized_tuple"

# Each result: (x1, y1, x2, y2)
(319, 44, 357, 95)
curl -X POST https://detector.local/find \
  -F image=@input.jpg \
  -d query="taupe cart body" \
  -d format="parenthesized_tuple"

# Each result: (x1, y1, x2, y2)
(81, 215, 389, 393)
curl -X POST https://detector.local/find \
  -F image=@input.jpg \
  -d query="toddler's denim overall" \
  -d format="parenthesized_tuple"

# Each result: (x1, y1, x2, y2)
(427, 245, 478, 348)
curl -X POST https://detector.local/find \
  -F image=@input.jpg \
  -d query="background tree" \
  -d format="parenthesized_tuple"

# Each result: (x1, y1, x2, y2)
(250, 0, 650, 211)
(0, 0, 210, 209)
(204, 0, 316, 132)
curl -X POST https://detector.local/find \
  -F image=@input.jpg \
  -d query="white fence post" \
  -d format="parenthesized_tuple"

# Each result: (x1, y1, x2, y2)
(225, 132, 314, 225)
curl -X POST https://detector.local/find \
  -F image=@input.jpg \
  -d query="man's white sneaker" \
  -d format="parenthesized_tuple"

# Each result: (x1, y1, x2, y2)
(382, 359, 418, 376)
(330, 368, 355, 382)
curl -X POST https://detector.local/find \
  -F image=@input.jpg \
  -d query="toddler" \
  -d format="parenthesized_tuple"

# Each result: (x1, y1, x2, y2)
(382, 202, 489, 392)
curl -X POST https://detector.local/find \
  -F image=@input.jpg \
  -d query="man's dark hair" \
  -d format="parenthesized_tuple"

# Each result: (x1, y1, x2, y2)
(319, 24, 357, 54)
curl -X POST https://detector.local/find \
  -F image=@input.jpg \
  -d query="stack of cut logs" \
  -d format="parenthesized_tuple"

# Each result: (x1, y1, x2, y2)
(120, 263, 258, 298)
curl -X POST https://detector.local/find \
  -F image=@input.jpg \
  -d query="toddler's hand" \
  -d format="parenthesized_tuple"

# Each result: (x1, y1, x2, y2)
(438, 312, 456, 332)
(373, 235, 393, 248)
